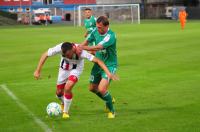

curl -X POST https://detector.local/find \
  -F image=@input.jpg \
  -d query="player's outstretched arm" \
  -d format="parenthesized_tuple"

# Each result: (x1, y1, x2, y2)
(81, 40, 89, 46)
(80, 44, 103, 51)
(92, 57, 119, 81)
(34, 51, 48, 80)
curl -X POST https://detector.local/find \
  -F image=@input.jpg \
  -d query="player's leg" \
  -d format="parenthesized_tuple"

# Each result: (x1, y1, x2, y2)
(56, 84, 65, 102)
(56, 83, 65, 111)
(89, 83, 107, 100)
(89, 81, 115, 112)
(56, 68, 68, 110)
(183, 19, 186, 29)
(98, 78, 115, 118)
(98, 67, 117, 118)
(180, 19, 185, 30)
(181, 21, 184, 29)
(89, 83, 98, 92)
(62, 75, 77, 119)
(89, 64, 103, 99)
(63, 68, 82, 119)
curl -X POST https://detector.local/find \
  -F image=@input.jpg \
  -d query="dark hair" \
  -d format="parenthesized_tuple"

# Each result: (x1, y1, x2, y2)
(61, 42, 73, 56)
(84, 8, 92, 11)
(97, 16, 109, 26)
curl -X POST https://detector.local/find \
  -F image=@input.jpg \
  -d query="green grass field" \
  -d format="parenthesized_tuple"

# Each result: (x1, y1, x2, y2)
(0, 20, 200, 132)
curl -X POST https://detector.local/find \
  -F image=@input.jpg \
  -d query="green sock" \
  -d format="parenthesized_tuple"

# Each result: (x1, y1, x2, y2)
(102, 92, 115, 113)
(95, 91, 104, 100)
(93, 91, 103, 100)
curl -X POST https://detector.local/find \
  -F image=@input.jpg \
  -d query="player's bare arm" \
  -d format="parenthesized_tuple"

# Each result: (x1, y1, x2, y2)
(81, 40, 89, 46)
(79, 44, 103, 51)
(34, 51, 48, 80)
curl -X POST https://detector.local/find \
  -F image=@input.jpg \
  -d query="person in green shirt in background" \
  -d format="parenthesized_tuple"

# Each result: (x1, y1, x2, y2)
(83, 8, 96, 45)
(80, 16, 118, 119)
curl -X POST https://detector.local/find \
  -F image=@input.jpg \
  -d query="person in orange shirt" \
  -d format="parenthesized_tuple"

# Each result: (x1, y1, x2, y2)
(179, 8, 188, 30)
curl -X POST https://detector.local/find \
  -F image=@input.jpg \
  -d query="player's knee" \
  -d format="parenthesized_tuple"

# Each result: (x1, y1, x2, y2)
(99, 88, 107, 95)
(63, 76, 77, 92)
(64, 88, 71, 94)
(68, 75, 78, 83)
(89, 84, 98, 93)
(89, 87, 96, 93)
(64, 83, 74, 93)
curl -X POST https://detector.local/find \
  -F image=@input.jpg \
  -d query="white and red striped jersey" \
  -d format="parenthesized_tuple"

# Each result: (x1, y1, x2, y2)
(47, 43, 94, 70)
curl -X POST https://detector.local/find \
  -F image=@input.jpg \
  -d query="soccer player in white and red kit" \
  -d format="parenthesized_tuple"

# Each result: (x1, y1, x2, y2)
(34, 42, 118, 119)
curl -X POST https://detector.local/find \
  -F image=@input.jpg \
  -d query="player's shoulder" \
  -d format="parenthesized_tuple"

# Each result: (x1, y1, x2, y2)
(80, 50, 90, 58)
(47, 42, 63, 56)
(81, 49, 94, 56)
(80, 50, 94, 61)
(108, 29, 115, 34)
(107, 29, 116, 38)
(52, 42, 63, 49)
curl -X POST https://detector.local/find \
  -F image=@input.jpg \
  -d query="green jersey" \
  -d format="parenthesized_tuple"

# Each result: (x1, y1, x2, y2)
(87, 28, 117, 67)
(84, 16, 96, 34)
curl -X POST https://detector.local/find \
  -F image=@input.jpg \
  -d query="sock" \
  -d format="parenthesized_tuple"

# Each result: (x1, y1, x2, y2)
(56, 94, 64, 104)
(95, 91, 104, 100)
(102, 92, 115, 113)
(63, 93, 73, 113)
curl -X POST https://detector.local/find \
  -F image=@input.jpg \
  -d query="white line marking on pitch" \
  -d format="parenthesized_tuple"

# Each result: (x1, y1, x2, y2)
(0, 84, 52, 132)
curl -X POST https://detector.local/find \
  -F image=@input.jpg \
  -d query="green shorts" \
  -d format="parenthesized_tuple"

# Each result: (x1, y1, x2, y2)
(90, 63, 117, 84)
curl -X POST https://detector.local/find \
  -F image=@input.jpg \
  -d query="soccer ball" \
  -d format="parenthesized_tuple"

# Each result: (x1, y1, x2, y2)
(46, 102, 62, 116)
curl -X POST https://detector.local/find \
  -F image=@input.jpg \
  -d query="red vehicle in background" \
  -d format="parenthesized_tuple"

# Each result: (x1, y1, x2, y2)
(32, 8, 52, 24)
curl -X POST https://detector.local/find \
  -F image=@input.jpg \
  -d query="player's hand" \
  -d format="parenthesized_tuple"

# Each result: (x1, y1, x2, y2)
(109, 74, 120, 81)
(34, 70, 40, 80)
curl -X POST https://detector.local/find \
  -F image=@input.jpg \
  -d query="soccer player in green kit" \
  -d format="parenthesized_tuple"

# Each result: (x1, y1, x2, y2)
(83, 8, 96, 41)
(80, 16, 118, 118)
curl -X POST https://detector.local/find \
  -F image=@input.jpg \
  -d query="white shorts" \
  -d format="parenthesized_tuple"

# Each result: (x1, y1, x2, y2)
(57, 67, 83, 85)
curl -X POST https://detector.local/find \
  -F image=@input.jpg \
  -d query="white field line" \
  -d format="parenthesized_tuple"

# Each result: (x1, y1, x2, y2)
(0, 84, 52, 132)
